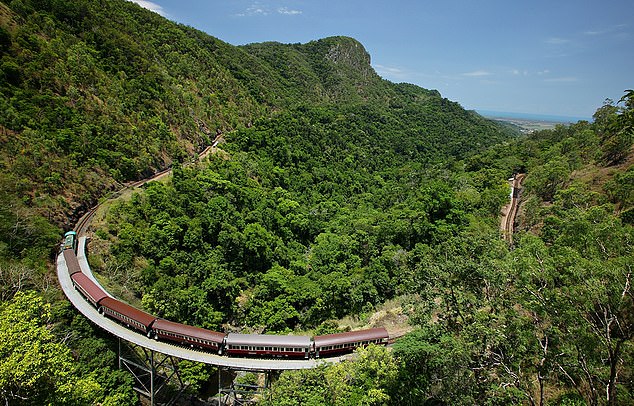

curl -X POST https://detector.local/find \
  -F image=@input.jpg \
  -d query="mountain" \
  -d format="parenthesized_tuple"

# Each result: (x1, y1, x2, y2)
(1, 1, 633, 405)
(0, 0, 512, 234)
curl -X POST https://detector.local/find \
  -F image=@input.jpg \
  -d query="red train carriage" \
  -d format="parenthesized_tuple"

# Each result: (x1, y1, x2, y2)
(313, 327, 389, 358)
(152, 318, 225, 352)
(63, 249, 82, 276)
(98, 297, 157, 336)
(71, 272, 108, 307)
(224, 333, 312, 359)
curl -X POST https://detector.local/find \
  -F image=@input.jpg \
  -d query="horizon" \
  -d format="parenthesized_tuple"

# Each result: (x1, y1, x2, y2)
(128, 0, 633, 119)
(476, 109, 592, 124)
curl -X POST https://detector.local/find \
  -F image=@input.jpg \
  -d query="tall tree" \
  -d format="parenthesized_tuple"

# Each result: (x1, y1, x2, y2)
(0, 291, 102, 405)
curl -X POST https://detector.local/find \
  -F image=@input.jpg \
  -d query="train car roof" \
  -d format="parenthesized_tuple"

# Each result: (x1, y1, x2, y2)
(313, 327, 389, 347)
(64, 230, 77, 236)
(71, 272, 108, 303)
(63, 249, 82, 275)
(99, 297, 157, 328)
(152, 318, 225, 343)
(225, 333, 311, 347)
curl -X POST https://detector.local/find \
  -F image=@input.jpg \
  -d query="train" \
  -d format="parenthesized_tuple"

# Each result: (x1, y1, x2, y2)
(61, 231, 389, 359)
(62, 230, 78, 252)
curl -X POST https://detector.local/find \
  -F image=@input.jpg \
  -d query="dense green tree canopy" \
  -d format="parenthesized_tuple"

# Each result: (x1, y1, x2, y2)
(0, 291, 102, 405)
(0, 0, 633, 404)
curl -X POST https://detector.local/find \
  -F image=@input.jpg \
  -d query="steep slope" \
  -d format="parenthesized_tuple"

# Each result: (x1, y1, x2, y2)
(241, 36, 392, 104)
(0, 0, 512, 254)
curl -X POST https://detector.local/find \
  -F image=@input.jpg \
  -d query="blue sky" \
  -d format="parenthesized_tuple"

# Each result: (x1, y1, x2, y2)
(130, 0, 633, 119)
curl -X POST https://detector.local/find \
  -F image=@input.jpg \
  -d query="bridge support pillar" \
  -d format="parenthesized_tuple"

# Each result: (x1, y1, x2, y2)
(118, 338, 189, 406)
(217, 367, 277, 405)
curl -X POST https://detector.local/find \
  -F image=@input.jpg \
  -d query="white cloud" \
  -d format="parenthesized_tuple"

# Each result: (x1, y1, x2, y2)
(236, 3, 302, 17)
(544, 77, 578, 83)
(545, 37, 570, 45)
(585, 24, 628, 36)
(510, 69, 550, 77)
(584, 30, 603, 36)
(462, 70, 491, 77)
(127, 0, 166, 16)
(374, 64, 403, 75)
(373, 64, 411, 81)
(278, 7, 302, 15)
(236, 3, 270, 17)
(511, 69, 530, 76)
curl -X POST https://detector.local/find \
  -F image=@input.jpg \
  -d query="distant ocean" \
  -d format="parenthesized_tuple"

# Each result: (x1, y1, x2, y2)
(476, 110, 592, 123)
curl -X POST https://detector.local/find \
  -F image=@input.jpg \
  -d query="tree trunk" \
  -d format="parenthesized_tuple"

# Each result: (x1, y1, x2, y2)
(606, 340, 622, 406)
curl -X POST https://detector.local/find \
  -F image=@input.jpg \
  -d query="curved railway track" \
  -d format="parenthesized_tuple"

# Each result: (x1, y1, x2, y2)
(501, 174, 524, 244)
(75, 206, 98, 236)
(76, 138, 221, 237)
(57, 141, 372, 370)
(58, 237, 340, 369)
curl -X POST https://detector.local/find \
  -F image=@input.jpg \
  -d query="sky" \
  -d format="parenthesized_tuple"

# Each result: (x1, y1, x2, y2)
(129, 0, 633, 120)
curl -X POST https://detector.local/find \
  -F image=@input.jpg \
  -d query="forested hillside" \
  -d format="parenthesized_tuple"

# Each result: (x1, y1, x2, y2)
(0, 0, 509, 257)
(0, 0, 632, 404)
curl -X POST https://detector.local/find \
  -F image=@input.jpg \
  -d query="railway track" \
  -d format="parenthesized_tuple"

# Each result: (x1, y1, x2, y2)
(75, 205, 98, 236)
(74, 137, 222, 237)
(61, 138, 384, 371)
(502, 173, 524, 244)
(57, 241, 335, 370)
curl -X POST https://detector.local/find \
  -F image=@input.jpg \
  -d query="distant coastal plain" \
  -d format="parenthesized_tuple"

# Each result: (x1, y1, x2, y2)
(477, 110, 592, 133)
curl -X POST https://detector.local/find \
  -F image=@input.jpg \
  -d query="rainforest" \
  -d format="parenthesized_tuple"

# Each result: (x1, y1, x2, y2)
(0, 0, 632, 405)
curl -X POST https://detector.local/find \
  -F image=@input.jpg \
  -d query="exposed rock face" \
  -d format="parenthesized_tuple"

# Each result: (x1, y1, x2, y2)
(324, 37, 373, 79)
(242, 35, 385, 103)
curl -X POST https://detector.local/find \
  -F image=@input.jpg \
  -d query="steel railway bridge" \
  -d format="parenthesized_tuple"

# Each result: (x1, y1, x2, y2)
(57, 236, 342, 405)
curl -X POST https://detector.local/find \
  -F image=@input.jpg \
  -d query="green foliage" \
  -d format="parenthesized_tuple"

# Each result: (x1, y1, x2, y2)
(1, 0, 632, 404)
(66, 315, 136, 406)
(594, 91, 634, 165)
(177, 360, 213, 394)
(392, 326, 475, 404)
(390, 100, 634, 405)
(262, 345, 398, 406)
(98, 123, 497, 330)
(0, 291, 103, 405)
(523, 158, 571, 201)
(605, 165, 634, 219)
